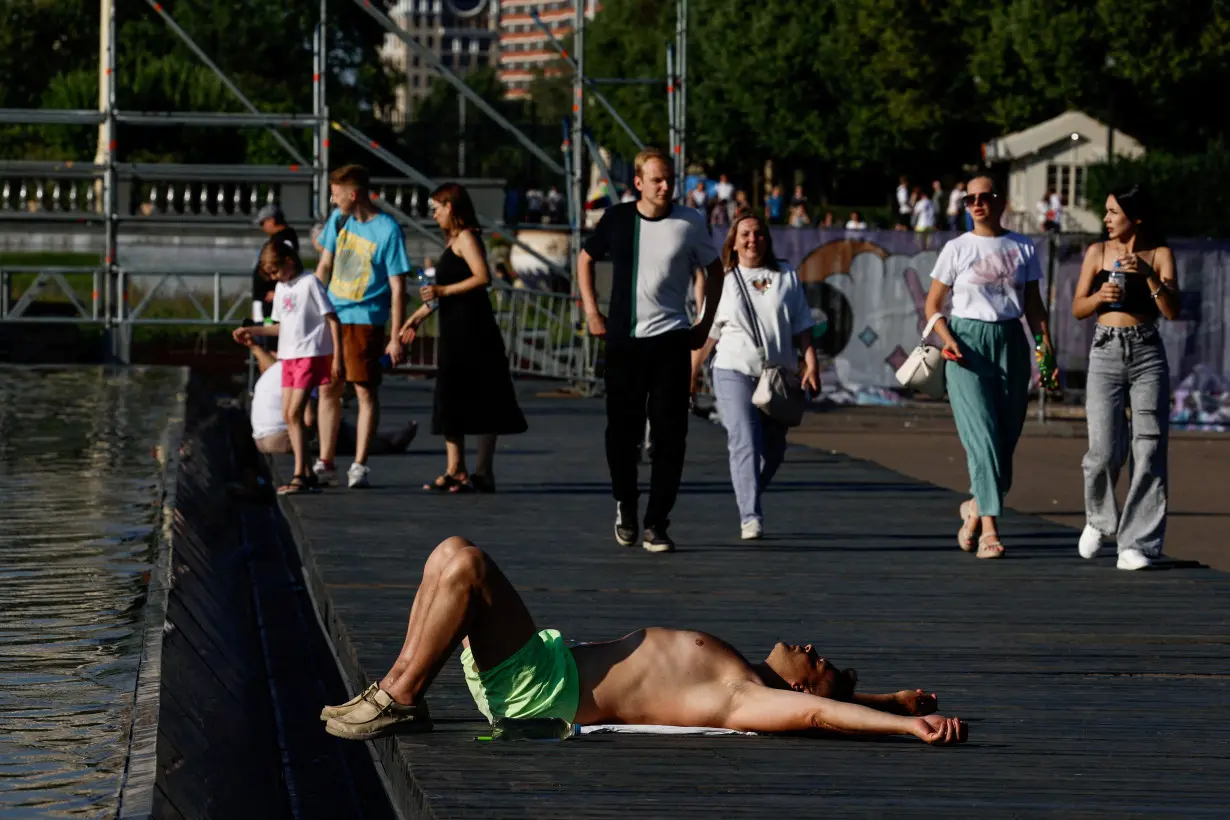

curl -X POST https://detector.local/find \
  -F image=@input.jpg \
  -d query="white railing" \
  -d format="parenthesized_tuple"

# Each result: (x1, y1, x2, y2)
(0, 267, 599, 384)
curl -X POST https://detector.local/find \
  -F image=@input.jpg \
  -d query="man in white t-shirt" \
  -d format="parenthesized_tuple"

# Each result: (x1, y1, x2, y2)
(947, 181, 966, 231)
(714, 174, 734, 205)
(577, 147, 725, 554)
(688, 181, 709, 212)
(912, 194, 936, 232)
(895, 176, 912, 230)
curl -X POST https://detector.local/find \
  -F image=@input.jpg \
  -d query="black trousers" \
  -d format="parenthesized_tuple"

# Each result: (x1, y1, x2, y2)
(604, 329, 691, 528)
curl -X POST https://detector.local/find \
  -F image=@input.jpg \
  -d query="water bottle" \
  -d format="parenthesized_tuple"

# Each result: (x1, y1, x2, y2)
(1107, 260, 1126, 311)
(489, 717, 576, 741)
(418, 266, 438, 311)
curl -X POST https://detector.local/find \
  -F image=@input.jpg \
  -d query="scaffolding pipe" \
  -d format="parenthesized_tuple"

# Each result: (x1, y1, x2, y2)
(141, 0, 309, 166)
(351, 0, 565, 177)
(581, 132, 616, 207)
(103, 0, 121, 361)
(677, 0, 687, 185)
(570, 0, 586, 287)
(313, 0, 327, 219)
(0, 109, 105, 125)
(667, 44, 678, 190)
(529, 10, 645, 151)
(116, 112, 322, 127)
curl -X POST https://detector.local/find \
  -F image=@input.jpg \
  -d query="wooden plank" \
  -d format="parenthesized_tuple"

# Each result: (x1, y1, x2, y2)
(276, 380, 1230, 818)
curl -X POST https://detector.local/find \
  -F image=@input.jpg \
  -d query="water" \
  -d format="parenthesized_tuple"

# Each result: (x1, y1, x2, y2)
(0, 367, 184, 819)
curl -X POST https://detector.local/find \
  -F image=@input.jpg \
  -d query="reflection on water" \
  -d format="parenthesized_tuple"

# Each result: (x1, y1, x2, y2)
(0, 367, 183, 819)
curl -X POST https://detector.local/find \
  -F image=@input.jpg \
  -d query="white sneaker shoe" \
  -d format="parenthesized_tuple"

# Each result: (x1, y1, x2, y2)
(741, 520, 763, 540)
(1078, 525, 1105, 559)
(313, 459, 337, 486)
(1117, 549, 1152, 571)
(347, 462, 371, 489)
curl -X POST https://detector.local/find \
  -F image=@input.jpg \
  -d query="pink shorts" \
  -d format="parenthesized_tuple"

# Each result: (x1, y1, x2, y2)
(281, 355, 333, 390)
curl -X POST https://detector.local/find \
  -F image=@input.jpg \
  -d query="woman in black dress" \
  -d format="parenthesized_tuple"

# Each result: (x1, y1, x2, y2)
(399, 183, 527, 493)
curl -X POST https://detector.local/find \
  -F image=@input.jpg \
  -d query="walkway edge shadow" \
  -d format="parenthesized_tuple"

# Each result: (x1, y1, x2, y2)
(272, 457, 437, 820)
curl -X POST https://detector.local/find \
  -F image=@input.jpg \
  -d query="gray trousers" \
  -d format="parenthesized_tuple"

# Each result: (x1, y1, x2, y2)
(1083, 324, 1169, 556)
(712, 368, 788, 524)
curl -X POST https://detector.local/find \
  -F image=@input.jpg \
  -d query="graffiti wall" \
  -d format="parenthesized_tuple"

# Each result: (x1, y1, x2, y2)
(728, 228, 1230, 392)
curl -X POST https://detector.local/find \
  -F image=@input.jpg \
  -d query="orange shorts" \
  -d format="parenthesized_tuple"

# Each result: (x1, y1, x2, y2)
(340, 323, 385, 385)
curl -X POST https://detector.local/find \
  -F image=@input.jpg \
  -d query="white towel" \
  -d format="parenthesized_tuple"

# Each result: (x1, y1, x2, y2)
(574, 724, 756, 737)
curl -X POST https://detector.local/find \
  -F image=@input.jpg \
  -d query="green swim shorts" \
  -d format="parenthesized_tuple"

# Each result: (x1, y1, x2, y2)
(461, 628, 580, 724)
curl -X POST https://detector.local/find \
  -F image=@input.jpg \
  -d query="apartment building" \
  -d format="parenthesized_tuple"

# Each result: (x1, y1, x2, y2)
(497, 0, 595, 100)
(379, 0, 500, 125)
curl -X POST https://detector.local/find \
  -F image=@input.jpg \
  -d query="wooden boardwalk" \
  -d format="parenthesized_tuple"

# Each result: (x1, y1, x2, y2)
(275, 380, 1230, 819)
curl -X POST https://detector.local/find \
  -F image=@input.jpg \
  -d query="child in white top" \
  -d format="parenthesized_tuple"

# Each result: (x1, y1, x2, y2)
(234, 239, 342, 494)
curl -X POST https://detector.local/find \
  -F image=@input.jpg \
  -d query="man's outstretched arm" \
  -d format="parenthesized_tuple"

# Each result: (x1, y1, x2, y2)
(853, 689, 938, 717)
(726, 685, 965, 745)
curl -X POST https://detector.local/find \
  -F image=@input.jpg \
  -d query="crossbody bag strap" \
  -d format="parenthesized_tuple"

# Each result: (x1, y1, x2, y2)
(731, 265, 769, 364)
(921, 313, 943, 342)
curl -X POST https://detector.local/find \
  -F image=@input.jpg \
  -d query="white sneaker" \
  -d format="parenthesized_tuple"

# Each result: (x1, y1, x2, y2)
(1117, 549, 1152, 571)
(313, 459, 337, 486)
(1078, 525, 1105, 559)
(347, 462, 371, 489)
(740, 520, 763, 540)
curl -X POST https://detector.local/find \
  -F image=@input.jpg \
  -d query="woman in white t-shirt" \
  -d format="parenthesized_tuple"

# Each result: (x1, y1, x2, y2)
(924, 177, 1055, 559)
(690, 215, 819, 540)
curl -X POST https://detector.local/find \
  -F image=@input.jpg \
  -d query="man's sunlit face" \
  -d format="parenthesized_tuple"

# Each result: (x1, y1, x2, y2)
(331, 183, 358, 215)
(635, 159, 674, 209)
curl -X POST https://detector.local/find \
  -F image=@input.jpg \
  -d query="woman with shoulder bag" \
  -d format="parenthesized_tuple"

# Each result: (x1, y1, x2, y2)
(1071, 185, 1178, 570)
(690, 214, 820, 540)
(924, 176, 1055, 559)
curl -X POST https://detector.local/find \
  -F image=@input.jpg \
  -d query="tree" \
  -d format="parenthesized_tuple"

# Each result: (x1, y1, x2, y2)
(0, 0, 397, 163)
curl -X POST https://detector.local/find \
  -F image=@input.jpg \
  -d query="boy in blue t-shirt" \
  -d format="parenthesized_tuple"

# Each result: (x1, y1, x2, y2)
(313, 164, 412, 489)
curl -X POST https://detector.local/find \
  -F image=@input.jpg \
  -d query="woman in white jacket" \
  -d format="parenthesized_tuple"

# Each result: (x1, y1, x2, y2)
(690, 214, 820, 540)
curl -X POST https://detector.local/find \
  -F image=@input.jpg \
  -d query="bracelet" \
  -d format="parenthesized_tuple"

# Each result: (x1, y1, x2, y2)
(1150, 289, 1163, 300)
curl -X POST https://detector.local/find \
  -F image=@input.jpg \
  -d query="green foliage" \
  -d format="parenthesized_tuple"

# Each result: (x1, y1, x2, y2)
(569, 0, 1230, 206)
(0, 0, 397, 163)
(1087, 148, 1230, 240)
(6, 0, 1230, 221)
(406, 66, 558, 183)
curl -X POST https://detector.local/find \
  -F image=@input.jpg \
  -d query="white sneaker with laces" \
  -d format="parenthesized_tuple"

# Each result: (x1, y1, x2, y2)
(313, 459, 337, 486)
(1078, 525, 1104, 559)
(741, 520, 763, 540)
(1117, 549, 1151, 571)
(347, 462, 371, 489)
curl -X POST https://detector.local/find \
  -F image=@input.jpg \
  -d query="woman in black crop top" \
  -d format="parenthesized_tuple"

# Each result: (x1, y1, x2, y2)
(1071, 185, 1178, 570)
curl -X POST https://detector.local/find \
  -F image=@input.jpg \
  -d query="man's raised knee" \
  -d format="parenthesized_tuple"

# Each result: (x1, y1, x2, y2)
(440, 544, 488, 586)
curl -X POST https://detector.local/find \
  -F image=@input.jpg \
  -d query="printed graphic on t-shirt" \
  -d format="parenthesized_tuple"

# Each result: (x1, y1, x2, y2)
(331, 231, 378, 302)
(968, 247, 1025, 303)
(279, 290, 298, 316)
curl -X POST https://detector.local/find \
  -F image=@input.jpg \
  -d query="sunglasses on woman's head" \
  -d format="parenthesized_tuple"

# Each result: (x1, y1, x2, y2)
(962, 192, 998, 207)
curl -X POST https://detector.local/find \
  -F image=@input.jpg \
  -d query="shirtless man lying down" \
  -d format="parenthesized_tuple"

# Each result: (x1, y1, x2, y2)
(322, 537, 968, 745)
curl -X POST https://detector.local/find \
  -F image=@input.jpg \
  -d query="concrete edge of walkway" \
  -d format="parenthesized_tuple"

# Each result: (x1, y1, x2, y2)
(271, 457, 438, 820)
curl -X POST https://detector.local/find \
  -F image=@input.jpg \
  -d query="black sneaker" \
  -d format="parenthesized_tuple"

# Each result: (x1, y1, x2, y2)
(614, 502, 638, 547)
(642, 523, 675, 553)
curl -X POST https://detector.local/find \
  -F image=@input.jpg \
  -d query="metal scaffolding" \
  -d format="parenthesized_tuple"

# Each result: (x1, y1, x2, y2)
(0, 0, 690, 369)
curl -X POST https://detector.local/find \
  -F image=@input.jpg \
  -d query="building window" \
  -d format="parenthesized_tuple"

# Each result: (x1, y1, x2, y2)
(1073, 166, 1087, 208)
(1046, 164, 1058, 197)
(413, 74, 420, 88)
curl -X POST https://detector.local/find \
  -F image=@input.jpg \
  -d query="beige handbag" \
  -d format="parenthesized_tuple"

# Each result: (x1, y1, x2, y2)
(731, 266, 808, 427)
(894, 314, 947, 399)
